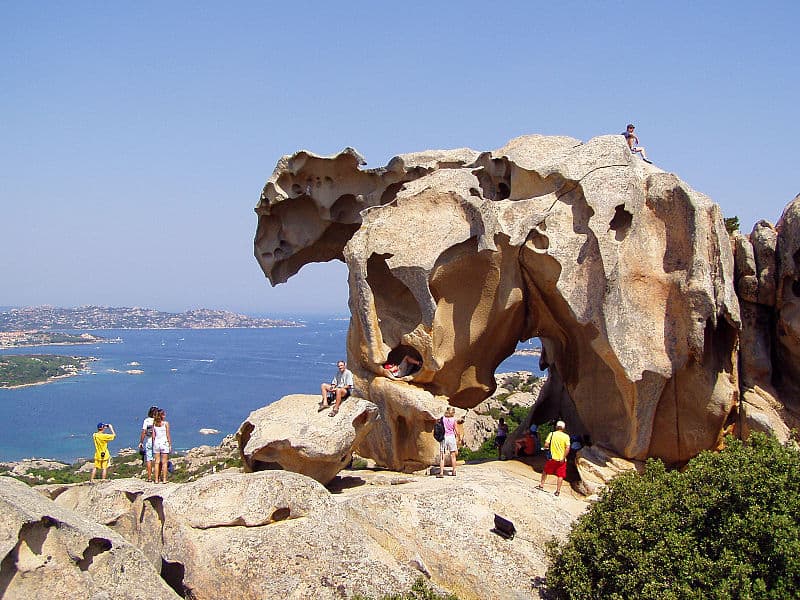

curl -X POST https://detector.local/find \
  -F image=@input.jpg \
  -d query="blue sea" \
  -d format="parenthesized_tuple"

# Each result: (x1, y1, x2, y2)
(0, 316, 541, 462)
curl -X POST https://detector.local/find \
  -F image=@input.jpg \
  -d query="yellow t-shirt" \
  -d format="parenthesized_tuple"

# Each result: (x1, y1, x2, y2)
(93, 432, 115, 461)
(546, 430, 570, 461)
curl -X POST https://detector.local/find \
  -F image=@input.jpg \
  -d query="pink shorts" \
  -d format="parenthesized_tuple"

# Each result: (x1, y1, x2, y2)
(543, 459, 567, 479)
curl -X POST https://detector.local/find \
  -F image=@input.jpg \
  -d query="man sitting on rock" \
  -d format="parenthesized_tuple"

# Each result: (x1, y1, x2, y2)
(622, 123, 652, 163)
(320, 360, 354, 417)
(514, 424, 539, 458)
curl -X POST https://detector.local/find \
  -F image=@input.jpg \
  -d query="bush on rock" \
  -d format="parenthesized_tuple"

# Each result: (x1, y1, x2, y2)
(545, 433, 800, 599)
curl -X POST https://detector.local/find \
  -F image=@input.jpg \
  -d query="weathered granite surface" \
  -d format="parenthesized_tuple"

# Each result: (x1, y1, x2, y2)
(0, 464, 587, 600)
(254, 134, 745, 484)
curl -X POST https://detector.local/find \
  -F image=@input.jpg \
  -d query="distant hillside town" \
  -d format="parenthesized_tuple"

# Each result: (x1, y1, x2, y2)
(0, 306, 301, 331)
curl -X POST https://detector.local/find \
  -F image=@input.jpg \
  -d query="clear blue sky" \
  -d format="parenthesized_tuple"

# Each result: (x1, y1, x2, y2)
(2, 2, 798, 315)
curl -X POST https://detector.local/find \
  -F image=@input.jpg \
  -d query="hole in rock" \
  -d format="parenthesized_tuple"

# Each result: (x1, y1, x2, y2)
(384, 345, 423, 377)
(381, 182, 405, 205)
(76, 538, 112, 571)
(497, 182, 510, 200)
(366, 254, 423, 346)
(250, 460, 283, 472)
(270, 507, 291, 522)
(161, 559, 190, 597)
(792, 280, 800, 298)
(529, 231, 549, 250)
(793, 248, 800, 271)
(609, 204, 633, 241)
(330, 194, 360, 222)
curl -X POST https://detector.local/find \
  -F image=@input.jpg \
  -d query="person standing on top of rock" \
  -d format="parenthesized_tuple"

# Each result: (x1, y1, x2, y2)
(537, 420, 570, 496)
(139, 405, 159, 482)
(437, 407, 463, 477)
(152, 409, 172, 483)
(90, 422, 115, 482)
(320, 360, 353, 417)
(622, 123, 652, 163)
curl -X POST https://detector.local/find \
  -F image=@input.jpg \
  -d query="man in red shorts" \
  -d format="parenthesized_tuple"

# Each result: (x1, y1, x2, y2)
(537, 420, 570, 496)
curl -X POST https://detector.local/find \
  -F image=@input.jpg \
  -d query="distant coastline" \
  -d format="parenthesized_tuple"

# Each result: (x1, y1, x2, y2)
(0, 305, 303, 332)
(0, 355, 96, 389)
(0, 331, 111, 349)
(0, 306, 302, 390)
(513, 347, 541, 357)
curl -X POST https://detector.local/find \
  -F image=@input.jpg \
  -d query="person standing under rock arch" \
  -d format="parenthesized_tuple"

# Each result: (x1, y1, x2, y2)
(437, 407, 462, 477)
(320, 360, 353, 417)
(495, 418, 509, 460)
(537, 420, 570, 496)
(622, 123, 652, 163)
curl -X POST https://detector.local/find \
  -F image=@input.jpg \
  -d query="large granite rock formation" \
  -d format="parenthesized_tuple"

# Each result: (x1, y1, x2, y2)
(254, 134, 742, 480)
(732, 194, 800, 440)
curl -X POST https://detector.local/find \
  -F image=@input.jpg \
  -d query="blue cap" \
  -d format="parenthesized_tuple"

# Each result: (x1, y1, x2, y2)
(97, 422, 105, 429)
(529, 424, 538, 433)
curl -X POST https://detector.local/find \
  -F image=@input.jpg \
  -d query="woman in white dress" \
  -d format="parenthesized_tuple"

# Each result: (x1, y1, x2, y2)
(151, 408, 172, 483)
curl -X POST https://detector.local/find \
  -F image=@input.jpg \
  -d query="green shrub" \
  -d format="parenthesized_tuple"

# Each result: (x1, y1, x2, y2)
(545, 433, 800, 599)
(458, 438, 497, 461)
(350, 457, 369, 470)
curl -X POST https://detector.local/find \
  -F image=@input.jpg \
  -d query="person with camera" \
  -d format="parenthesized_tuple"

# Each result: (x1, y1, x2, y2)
(90, 422, 116, 482)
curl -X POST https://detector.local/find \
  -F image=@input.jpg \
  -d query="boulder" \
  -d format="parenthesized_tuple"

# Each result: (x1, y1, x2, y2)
(237, 394, 379, 484)
(461, 410, 498, 450)
(573, 445, 644, 496)
(254, 134, 741, 479)
(0, 476, 179, 600)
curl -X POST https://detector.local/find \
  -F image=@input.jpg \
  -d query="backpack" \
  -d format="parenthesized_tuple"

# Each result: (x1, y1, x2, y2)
(433, 417, 445, 442)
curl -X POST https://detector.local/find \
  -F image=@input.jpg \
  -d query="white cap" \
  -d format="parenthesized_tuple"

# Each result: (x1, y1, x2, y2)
(556, 420, 565, 429)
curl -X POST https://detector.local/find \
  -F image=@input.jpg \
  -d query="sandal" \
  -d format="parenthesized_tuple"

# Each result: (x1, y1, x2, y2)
(535, 485, 544, 491)
(554, 491, 560, 496)
(329, 408, 339, 417)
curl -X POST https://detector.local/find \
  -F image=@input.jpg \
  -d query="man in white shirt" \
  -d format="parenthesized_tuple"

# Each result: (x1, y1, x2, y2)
(320, 360, 353, 417)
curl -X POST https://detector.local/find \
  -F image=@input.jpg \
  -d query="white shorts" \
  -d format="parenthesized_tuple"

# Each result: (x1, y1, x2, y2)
(154, 441, 170, 454)
(441, 435, 457, 453)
